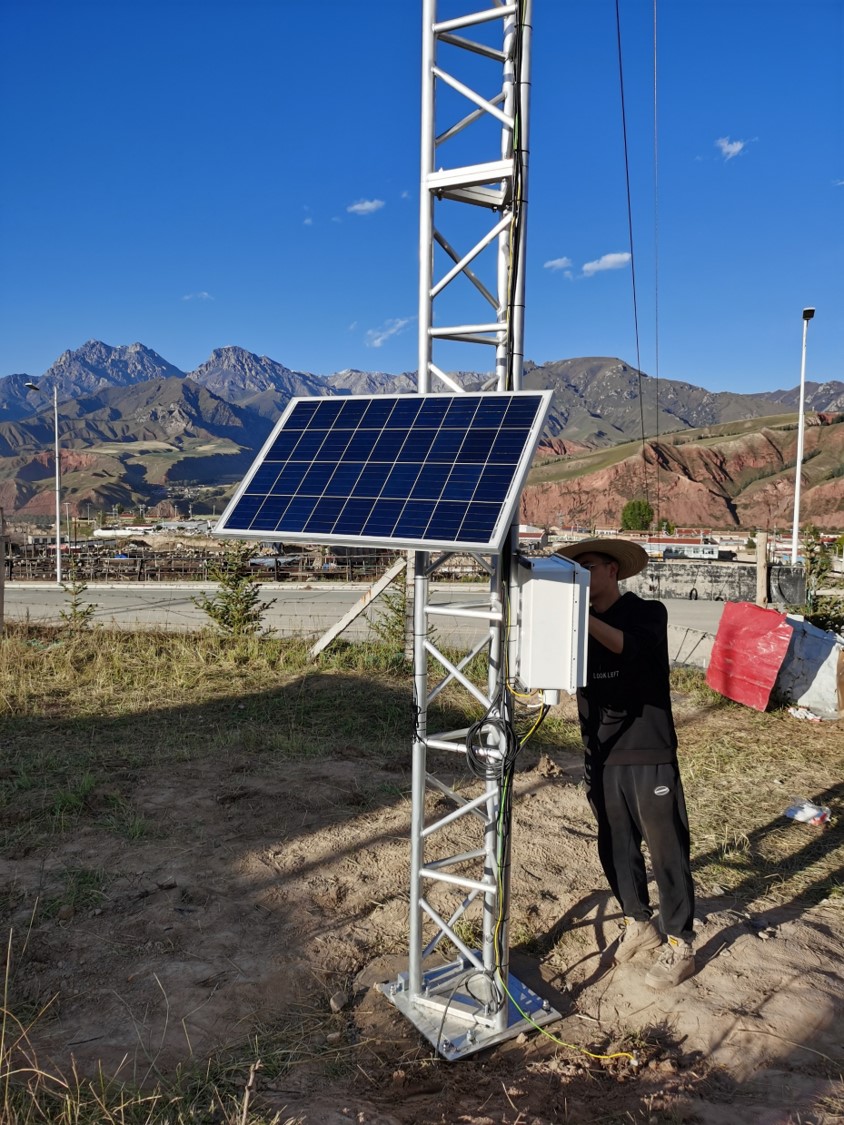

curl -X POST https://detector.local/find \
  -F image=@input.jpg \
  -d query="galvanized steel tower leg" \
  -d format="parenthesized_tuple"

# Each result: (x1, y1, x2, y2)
(408, 550, 429, 997)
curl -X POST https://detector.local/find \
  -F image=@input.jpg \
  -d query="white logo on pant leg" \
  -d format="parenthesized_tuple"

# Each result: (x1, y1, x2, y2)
(654, 785, 670, 796)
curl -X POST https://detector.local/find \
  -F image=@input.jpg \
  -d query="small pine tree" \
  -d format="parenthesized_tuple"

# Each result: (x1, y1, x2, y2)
(370, 569, 437, 657)
(193, 541, 276, 637)
(369, 575, 409, 653)
(801, 524, 830, 611)
(60, 565, 96, 631)
(800, 525, 842, 634)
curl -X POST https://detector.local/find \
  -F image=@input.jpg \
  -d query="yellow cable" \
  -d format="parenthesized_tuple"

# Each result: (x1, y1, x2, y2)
(510, 685, 540, 701)
(518, 707, 545, 746)
(493, 776, 636, 1064)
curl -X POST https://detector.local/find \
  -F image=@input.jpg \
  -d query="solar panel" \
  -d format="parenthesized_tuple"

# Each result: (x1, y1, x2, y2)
(214, 391, 552, 552)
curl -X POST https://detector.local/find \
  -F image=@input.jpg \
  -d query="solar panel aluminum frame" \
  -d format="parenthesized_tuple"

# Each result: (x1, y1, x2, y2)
(213, 391, 552, 554)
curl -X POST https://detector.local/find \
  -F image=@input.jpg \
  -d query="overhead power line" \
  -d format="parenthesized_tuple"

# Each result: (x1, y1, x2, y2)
(614, 0, 663, 528)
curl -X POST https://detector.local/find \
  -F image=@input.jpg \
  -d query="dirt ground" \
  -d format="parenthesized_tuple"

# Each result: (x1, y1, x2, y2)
(3, 691, 843, 1125)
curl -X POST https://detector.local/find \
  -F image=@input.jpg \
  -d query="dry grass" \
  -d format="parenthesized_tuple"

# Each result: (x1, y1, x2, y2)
(1, 920, 330, 1125)
(1, 622, 842, 1121)
(671, 671, 843, 907)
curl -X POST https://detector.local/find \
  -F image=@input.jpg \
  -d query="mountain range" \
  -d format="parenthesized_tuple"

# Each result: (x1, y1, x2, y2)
(2, 340, 843, 528)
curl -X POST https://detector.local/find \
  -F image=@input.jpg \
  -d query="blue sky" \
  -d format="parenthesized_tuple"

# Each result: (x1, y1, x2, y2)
(1, 0, 841, 394)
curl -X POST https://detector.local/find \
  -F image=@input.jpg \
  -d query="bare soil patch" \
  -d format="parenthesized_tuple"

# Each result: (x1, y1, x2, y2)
(2, 662, 843, 1124)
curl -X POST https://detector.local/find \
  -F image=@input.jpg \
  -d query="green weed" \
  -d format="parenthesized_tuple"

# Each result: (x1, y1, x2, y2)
(40, 866, 110, 919)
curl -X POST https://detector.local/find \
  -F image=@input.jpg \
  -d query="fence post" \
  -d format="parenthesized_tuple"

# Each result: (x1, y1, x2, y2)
(756, 531, 768, 607)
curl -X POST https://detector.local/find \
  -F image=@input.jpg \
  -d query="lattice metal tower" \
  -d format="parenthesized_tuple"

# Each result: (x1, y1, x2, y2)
(380, 0, 560, 1059)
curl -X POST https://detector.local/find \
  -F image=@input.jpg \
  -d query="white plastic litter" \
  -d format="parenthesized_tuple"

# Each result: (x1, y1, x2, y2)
(784, 800, 831, 827)
(787, 706, 822, 721)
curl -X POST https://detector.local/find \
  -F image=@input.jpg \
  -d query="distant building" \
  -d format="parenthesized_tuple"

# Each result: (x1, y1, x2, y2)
(518, 525, 547, 551)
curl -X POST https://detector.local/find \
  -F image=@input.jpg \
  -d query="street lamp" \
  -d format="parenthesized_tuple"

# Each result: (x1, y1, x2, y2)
(24, 380, 62, 585)
(790, 308, 815, 566)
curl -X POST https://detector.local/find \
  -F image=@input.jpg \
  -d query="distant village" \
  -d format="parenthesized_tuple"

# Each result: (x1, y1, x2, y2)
(5, 511, 841, 586)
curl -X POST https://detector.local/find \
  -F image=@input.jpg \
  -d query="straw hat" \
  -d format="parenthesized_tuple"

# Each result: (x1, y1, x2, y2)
(556, 538, 649, 581)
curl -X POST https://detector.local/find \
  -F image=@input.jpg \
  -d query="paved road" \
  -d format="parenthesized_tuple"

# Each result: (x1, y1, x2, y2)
(3, 581, 726, 657)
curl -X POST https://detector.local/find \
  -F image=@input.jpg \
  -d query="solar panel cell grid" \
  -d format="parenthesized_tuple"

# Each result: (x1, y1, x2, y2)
(216, 391, 550, 552)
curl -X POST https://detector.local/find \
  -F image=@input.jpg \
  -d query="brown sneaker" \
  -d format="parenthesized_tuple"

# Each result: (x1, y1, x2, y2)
(601, 917, 662, 965)
(645, 936, 695, 988)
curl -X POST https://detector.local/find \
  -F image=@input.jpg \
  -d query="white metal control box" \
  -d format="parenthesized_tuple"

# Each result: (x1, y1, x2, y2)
(508, 554, 590, 695)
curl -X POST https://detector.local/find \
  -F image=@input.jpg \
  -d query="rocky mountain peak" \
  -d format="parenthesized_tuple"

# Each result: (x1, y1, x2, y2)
(205, 345, 270, 365)
(190, 346, 291, 386)
(188, 347, 327, 406)
(43, 340, 185, 401)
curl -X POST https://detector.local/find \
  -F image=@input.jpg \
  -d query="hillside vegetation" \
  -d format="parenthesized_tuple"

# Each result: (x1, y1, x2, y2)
(525, 412, 844, 530)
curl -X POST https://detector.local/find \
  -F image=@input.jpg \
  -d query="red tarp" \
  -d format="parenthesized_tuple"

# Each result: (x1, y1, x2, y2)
(706, 602, 794, 711)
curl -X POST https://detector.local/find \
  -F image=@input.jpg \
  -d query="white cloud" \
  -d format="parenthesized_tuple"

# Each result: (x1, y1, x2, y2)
(365, 316, 414, 348)
(181, 291, 214, 301)
(303, 216, 313, 226)
(715, 136, 747, 160)
(835, 179, 844, 187)
(544, 256, 572, 272)
(347, 198, 386, 216)
(581, 252, 630, 277)
(401, 190, 410, 200)
(348, 321, 358, 332)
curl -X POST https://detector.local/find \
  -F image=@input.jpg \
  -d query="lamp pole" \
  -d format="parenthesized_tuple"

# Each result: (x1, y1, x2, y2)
(25, 381, 62, 585)
(790, 307, 815, 566)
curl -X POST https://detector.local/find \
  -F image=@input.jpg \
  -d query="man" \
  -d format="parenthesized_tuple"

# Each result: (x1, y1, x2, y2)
(557, 538, 696, 988)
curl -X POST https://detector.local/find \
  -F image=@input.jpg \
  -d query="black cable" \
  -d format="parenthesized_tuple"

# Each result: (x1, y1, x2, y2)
(506, 2, 527, 391)
(411, 686, 422, 740)
(651, 0, 662, 543)
(465, 972, 504, 1011)
(465, 688, 520, 780)
(614, 0, 649, 511)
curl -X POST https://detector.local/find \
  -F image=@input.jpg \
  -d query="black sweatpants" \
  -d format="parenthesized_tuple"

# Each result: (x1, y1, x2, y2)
(585, 760, 695, 942)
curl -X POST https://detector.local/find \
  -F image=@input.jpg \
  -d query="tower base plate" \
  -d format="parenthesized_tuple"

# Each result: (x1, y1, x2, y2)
(377, 959, 560, 1061)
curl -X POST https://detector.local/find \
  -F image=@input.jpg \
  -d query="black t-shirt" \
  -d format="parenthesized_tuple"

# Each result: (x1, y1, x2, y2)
(576, 592, 678, 767)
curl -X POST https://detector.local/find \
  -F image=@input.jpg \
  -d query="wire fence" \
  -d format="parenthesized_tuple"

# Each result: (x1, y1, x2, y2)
(4, 546, 489, 584)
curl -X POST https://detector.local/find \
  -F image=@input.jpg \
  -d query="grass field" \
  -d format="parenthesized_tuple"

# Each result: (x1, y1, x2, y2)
(1, 623, 842, 1123)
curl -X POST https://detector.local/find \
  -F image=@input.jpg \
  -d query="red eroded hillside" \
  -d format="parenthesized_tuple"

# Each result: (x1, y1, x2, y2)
(535, 437, 592, 459)
(522, 417, 844, 530)
(8, 450, 125, 517)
